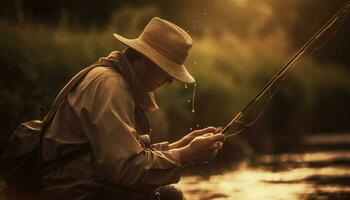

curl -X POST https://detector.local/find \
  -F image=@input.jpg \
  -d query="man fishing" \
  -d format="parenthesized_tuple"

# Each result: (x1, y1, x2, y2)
(41, 17, 225, 200)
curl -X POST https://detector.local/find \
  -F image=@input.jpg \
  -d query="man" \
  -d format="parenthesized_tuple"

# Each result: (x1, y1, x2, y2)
(41, 17, 224, 199)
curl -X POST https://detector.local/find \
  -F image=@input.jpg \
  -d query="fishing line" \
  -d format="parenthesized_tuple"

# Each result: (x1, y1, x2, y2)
(225, 46, 308, 138)
(222, 0, 350, 138)
(313, 7, 350, 50)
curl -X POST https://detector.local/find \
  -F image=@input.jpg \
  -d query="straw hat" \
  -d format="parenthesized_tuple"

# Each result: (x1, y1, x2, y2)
(113, 17, 195, 84)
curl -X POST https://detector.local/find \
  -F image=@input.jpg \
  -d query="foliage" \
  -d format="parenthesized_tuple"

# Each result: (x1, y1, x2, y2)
(0, 7, 349, 156)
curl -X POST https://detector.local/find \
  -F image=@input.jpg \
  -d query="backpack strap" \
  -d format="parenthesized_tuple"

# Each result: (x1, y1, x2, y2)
(40, 59, 115, 171)
(41, 60, 114, 128)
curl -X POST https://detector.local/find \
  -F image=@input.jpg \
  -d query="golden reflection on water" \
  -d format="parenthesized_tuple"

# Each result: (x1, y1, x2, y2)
(178, 151, 350, 200)
(259, 151, 350, 163)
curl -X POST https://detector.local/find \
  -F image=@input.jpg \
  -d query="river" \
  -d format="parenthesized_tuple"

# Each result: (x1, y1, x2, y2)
(178, 134, 350, 200)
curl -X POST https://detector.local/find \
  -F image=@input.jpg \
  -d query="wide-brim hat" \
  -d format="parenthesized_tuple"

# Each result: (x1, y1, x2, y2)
(113, 17, 195, 84)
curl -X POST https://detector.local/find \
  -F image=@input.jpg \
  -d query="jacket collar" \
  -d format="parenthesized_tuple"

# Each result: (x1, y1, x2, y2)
(100, 51, 159, 112)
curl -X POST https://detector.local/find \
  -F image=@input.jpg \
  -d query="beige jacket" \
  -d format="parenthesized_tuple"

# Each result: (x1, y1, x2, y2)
(42, 51, 181, 197)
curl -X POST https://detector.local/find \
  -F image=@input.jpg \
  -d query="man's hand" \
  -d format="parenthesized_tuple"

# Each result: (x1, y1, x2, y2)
(169, 127, 219, 149)
(177, 132, 225, 165)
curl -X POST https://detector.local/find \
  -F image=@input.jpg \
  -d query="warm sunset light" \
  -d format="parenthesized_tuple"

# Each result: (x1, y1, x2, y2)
(1, 0, 349, 199)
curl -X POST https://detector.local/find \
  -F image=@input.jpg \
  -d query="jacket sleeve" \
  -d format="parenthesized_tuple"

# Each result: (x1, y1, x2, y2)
(71, 74, 181, 187)
(150, 142, 171, 151)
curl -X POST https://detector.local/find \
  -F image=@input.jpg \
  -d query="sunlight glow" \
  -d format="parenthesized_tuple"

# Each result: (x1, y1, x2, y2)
(178, 151, 350, 200)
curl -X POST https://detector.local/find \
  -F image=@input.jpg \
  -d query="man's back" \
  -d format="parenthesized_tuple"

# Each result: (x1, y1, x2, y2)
(41, 54, 182, 199)
(42, 66, 134, 198)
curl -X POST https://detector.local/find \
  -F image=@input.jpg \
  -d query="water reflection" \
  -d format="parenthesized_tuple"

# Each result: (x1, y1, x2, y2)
(178, 134, 350, 200)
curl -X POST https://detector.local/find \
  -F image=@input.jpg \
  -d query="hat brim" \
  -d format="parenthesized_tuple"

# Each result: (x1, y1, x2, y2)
(113, 33, 195, 84)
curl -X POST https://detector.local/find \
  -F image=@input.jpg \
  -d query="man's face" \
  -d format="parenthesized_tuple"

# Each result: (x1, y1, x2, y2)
(142, 57, 173, 91)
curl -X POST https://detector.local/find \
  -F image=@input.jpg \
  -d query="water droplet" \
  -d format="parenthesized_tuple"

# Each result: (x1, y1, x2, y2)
(191, 83, 197, 113)
(194, 61, 197, 65)
(196, 124, 200, 127)
(192, 26, 196, 30)
(187, 99, 191, 103)
(204, 12, 207, 16)
(189, 127, 193, 131)
(184, 84, 188, 89)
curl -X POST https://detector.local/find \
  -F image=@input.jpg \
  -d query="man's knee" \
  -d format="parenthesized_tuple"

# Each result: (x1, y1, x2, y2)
(158, 185, 186, 200)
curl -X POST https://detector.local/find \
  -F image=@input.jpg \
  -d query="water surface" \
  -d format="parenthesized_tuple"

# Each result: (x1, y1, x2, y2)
(178, 134, 350, 200)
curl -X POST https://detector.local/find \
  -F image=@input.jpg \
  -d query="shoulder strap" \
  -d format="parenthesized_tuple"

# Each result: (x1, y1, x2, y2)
(42, 60, 114, 127)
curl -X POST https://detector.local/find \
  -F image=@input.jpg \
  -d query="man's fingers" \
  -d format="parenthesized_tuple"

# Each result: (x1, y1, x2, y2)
(210, 148, 219, 159)
(215, 126, 224, 133)
(210, 141, 223, 150)
(192, 126, 217, 136)
(218, 142, 223, 150)
(202, 133, 214, 137)
(207, 133, 225, 142)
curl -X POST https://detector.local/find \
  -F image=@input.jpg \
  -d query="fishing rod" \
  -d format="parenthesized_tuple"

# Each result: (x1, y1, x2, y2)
(221, 0, 350, 138)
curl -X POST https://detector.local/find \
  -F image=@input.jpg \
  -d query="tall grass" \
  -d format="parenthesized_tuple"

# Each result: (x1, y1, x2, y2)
(0, 6, 349, 157)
